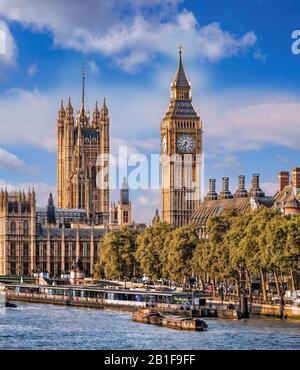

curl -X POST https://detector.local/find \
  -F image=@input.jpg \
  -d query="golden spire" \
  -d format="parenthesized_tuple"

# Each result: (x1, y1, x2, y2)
(66, 96, 73, 111)
(92, 99, 100, 125)
(101, 97, 108, 115)
(58, 99, 65, 120)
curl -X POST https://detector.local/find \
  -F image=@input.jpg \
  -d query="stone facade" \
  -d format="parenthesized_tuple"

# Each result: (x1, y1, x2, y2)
(160, 48, 202, 228)
(57, 65, 109, 224)
(110, 178, 132, 228)
(0, 190, 104, 277)
(273, 167, 300, 215)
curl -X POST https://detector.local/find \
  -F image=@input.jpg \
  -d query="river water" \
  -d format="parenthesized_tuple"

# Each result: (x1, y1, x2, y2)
(0, 302, 299, 350)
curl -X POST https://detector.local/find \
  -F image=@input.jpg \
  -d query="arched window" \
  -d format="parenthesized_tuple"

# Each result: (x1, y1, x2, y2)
(23, 220, 29, 235)
(10, 221, 16, 234)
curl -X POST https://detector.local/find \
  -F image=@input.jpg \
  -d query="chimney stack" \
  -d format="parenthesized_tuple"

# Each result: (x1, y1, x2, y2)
(234, 175, 248, 198)
(219, 177, 233, 199)
(278, 171, 290, 192)
(205, 179, 218, 201)
(292, 167, 300, 189)
(249, 173, 265, 198)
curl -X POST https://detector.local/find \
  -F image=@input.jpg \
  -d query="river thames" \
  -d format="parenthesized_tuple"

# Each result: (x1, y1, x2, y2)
(0, 302, 299, 350)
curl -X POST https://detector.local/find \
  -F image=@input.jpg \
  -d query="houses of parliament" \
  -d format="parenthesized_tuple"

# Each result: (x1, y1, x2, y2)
(0, 65, 135, 277)
(0, 49, 299, 277)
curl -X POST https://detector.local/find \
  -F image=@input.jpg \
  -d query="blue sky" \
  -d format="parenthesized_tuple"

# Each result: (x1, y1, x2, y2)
(0, 0, 299, 222)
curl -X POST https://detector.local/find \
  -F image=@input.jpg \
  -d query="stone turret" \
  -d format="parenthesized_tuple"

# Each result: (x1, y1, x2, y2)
(92, 100, 100, 127)
(219, 177, 233, 199)
(249, 174, 265, 197)
(205, 179, 218, 201)
(65, 97, 74, 120)
(234, 175, 248, 198)
(57, 100, 65, 125)
(47, 193, 56, 225)
(120, 177, 129, 205)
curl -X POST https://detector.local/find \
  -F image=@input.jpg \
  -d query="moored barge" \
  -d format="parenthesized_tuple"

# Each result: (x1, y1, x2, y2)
(132, 307, 208, 331)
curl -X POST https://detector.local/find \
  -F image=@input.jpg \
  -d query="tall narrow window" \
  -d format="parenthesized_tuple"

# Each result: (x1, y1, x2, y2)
(23, 220, 29, 235)
(11, 242, 16, 257)
(23, 243, 29, 257)
(10, 221, 16, 234)
(92, 166, 96, 188)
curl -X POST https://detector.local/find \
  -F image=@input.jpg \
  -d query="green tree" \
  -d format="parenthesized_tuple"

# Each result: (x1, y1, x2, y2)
(203, 208, 239, 291)
(136, 222, 173, 281)
(262, 213, 288, 295)
(225, 212, 252, 295)
(191, 239, 210, 289)
(165, 224, 199, 285)
(94, 228, 138, 280)
(239, 207, 279, 301)
(282, 216, 300, 290)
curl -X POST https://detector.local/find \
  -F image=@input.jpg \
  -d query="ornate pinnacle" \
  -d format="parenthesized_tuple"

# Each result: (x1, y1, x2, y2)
(58, 99, 65, 120)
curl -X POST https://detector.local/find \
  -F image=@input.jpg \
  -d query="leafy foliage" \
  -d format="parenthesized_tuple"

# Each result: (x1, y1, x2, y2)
(94, 209, 300, 292)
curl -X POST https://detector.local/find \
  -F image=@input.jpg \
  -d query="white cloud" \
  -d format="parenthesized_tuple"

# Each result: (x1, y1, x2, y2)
(136, 195, 151, 206)
(0, 147, 35, 173)
(204, 98, 300, 153)
(0, 179, 55, 206)
(0, 82, 162, 154)
(0, 88, 56, 151)
(88, 60, 99, 76)
(275, 154, 290, 164)
(134, 189, 160, 223)
(114, 51, 150, 74)
(1, 76, 300, 170)
(27, 63, 38, 76)
(253, 49, 267, 62)
(0, 1, 258, 72)
(212, 154, 241, 170)
(261, 182, 277, 196)
(57, 13, 258, 71)
(0, 19, 17, 70)
(196, 22, 257, 62)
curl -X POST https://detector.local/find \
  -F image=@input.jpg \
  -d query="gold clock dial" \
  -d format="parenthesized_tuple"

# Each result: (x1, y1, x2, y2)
(176, 134, 195, 153)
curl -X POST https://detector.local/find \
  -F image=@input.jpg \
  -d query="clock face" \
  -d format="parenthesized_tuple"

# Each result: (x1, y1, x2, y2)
(161, 135, 167, 153)
(176, 134, 195, 153)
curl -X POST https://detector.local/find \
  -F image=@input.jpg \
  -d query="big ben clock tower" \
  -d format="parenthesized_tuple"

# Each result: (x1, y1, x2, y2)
(160, 47, 203, 227)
